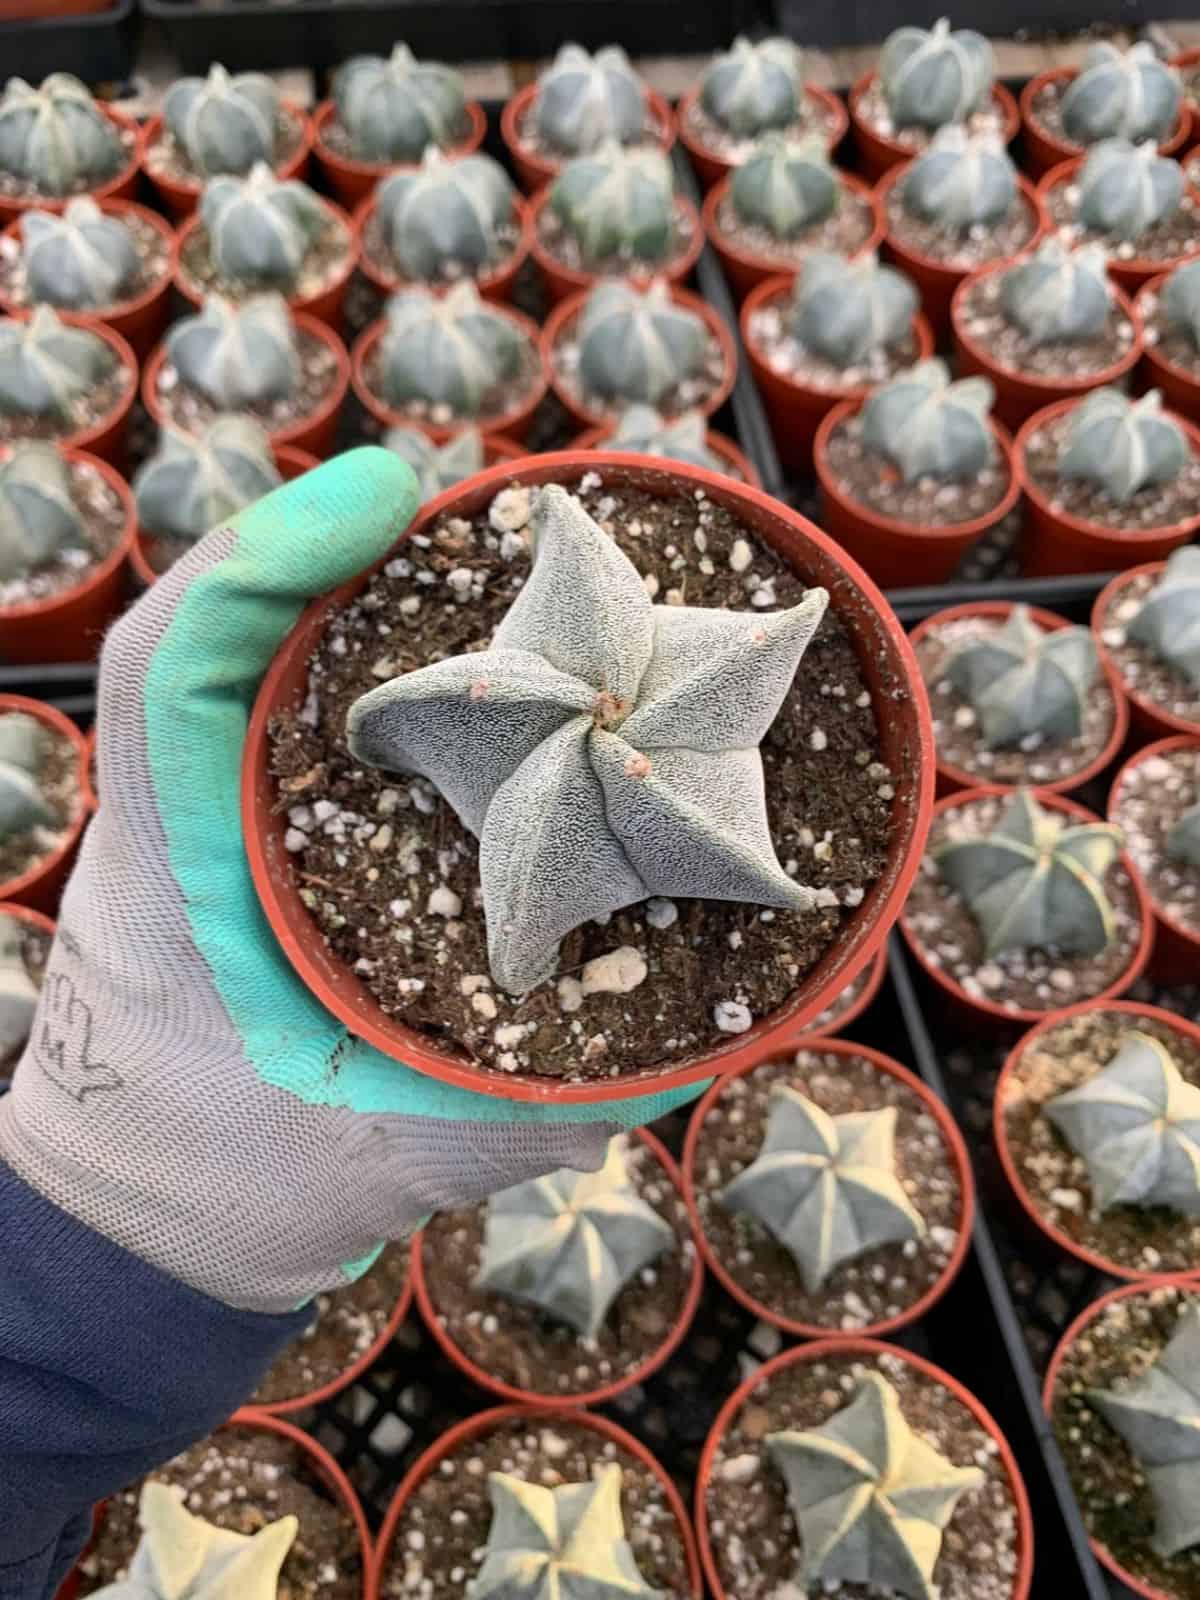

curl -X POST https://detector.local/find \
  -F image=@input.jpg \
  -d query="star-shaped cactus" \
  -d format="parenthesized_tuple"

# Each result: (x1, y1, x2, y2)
(91, 1479, 297, 1598)
(0, 711, 52, 839)
(347, 485, 826, 993)
(468, 1465, 662, 1600)
(0, 917, 36, 1062)
(934, 788, 1122, 959)
(943, 603, 1098, 749)
(474, 1137, 674, 1338)
(720, 1084, 925, 1291)
(1045, 1031, 1200, 1214)
(1088, 1304, 1200, 1558)
(767, 1371, 984, 1599)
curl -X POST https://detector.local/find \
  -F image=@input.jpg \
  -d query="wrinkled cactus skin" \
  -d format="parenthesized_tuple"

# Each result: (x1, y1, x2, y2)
(376, 281, 525, 416)
(383, 425, 484, 499)
(551, 143, 675, 267)
(605, 404, 727, 474)
(376, 150, 516, 281)
(163, 64, 281, 179)
(861, 358, 994, 484)
(20, 198, 140, 311)
(1076, 138, 1184, 241)
(1057, 387, 1189, 505)
(901, 126, 1018, 232)
(0, 305, 115, 420)
(999, 237, 1112, 345)
(730, 134, 839, 240)
(166, 293, 300, 411)
(790, 250, 918, 367)
(0, 711, 52, 839)
(578, 278, 707, 408)
(879, 18, 995, 132)
(1126, 545, 1200, 691)
(132, 415, 281, 544)
(199, 164, 330, 291)
(1061, 42, 1182, 148)
(0, 442, 86, 582)
(0, 74, 124, 198)
(700, 37, 806, 140)
(533, 44, 647, 157)
(1161, 257, 1200, 351)
(333, 44, 467, 164)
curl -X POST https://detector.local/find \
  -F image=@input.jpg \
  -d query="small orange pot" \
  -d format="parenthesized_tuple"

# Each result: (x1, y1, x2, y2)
(1093, 562, 1200, 744)
(850, 72, 1020, 184)
(500, 82, 676, 195)
(0, 105, 142, 228)
(529, 186, 703, 305)
(571, 420, 759, 486)
(1037, 158, 1200, 297)
(1108, 736, 1200, 983)
(141, 103, 314, 221)
(1136, 271, 1200, 421)
(0, 694, 88, 912)
(675, 81, 849, 189)
(807, 943, 887, 1037)
(1020, 66, 1192, 181)
(311, 97, 487, 210)
(353, 190, 533, 306)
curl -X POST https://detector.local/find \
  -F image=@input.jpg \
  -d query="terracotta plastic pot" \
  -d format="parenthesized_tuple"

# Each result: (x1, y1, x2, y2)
(742, 272, 935, 472)
(900, 784, 1155, 1032)
(909, 600, 1130, 798)
(142, 314, 350, 461)
(1021, 66, 1192, 181)
(543, 285, 737, 431)
(0, 694, 88, 911)
(82, 724, 97, 812)
(530, 185, 703, 305)
(0, 105, 142, 228)
(373, 1403, 702, 1600)
(697, 1337, 1034, 1600)
(311, 97, 487, 210)
(1093, 563, 1200, 744)
(354, 191, 532, 306)
(500, 82, 676, 195)
(141, 103, 314, 221)
(1137, 272, 1200, 421)
(1108, 736, 1200, 983)
(1016, 395, 1200, 576)
(412, 1128, 703, 1407)
(1038, 158, 1200, 297)
(0, 311, 136, 469)
(243, 451, 935, 1105)
(814, 399, 1020, 590)
(676, 81, 849, 189)
(850, 72, 1021, 184)
(571, 421, 760, 486)
(702, 169, 884, 302)
(807, 943, 887, 1037)
(953, 260, 1145, 431)
(683, 1038, 975, 1340)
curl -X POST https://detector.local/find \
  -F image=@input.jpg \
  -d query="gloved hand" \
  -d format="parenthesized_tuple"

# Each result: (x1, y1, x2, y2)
(0, 448, 696, 1315)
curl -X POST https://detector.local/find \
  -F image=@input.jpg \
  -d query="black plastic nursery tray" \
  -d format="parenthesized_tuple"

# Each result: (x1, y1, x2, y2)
(2, 0, 139, 87)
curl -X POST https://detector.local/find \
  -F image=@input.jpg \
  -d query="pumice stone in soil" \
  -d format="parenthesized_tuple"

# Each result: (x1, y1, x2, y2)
(1100, 547, 1200, 727)
(0, 710, 79, 888)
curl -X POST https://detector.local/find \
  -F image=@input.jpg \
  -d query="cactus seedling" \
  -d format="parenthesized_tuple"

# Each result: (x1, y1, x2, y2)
(934, 787, 1122, 959)
(550, 143, 675, 266)
(166, 294, 300, 412)
(0, 711, 52, 837)
(333, 45, 468, 164)
(375, 282, 526, 417)
(1160, 257, 1200, 350)
(0, 441, 86, 582)
(944, 604, 1099, 749)
(375, 151, 516, 282)
(1168, 798, 1200, 867)
(0, 305, 116, 421)
(19, 198, 140, 311)
(1076, 139, 1184, 241)
(0, 74, 125, 198)
(901, 126, 1018, 233)
(1057, 387, 1189, 506)
(604, 405, 727, 474)
(347, 485, 826, 993)
(577, 279, 708, 408)
(1127, 546, 1200, 691)
(700, 37, 807, 140)
(199, 165, 331, 291)
(729, 134, 839, 239)
(790, 250, 918, 368)
(1061, 42, 1182, 148)
(999, 236, 1113, 345)
(533, 44, 648, 158)
(383, 425, 484, 500)
(132, 416, 281, 545)
(163, 65, 282, 180)
(0, 917, 36, 1063)
(879, 18, 995, 133)
(860, 359, 995, 484)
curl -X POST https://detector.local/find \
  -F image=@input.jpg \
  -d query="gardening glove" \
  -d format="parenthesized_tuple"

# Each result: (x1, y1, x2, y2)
(0, 447, 698, 1315)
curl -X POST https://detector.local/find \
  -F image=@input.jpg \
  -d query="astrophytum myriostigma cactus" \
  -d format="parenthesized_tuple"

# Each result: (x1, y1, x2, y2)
(132, 416, 281, 545)
(1076, 139, 1185, 241)
(163, 65, 281, 179)
(790, 250, 918, 368)
(551, 143, 675, 266)
(0, 442, 86, 582)
(375, 283, 525, 416)
(879, 18, 995, 132)
(578, 279, 708, 407)
(1161, 257, 1200, 350)
(347, 486, 826, 992)
(1127, 546, 1200, 691)
(383, 425, 485, 500)
(199, 165, 330, 290)
(0, 305, 116, 421)
(1168, 798, 1200, 867)
(901, 127, 1018, 232)
(860, 359, 995, 484)
(1000, 237, 1113, 344)
(375, 151, 516, 281)
(166, 295, 300, 412)
(19, 198, 140, 311)
(721, 1083, 925, 1291)
(469, 1467, 660, 1600)
(1057, 388, 1189, 505)
(1061, 42, 1182, 148)
(0, 74, 124, 198)
(0, 918, 36, 1064)
(533, 45, 647, 158)
(89, 1481, 297, 1600)
(730, 134, 839, 239)
(944, 604, 1099, 748)
(604, 405, 727, 474)
(474, 1138, 674, 1337)
(0, 711, 52, 837)
(700, 36, 806, 139)
(333, 45, 467, 164)
(768, 1372, 984, 1599)
(935, 788, 1122, 958)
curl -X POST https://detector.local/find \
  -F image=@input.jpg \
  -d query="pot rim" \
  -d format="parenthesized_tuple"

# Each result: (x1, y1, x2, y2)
(0, 693, 89, 904)
(569, 420, 761, 489)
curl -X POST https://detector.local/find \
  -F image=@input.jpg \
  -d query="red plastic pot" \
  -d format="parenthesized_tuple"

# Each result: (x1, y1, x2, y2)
(1136, 272, 1200, 422)
(311, 97, 487, 210)
(141, 103, 314, 221)
(909, 600, 1130, 798)
(0, 311, 136, 469)
(571, 420, 760, 486)
(807, 943, 886, 1037)
(850, 72, 1020, 185)
(0, 694, 88, 912)
(530, 185, 703, 305)
(697, 1338, 1034, 1600)
(412, 1128, 703, 1407)
(1015, 395, 1200, 576)
(0, 105, 142, 228)
(742, 271, 935, 472)
(1093, 563, 1200, 744)
(500, 82, 676, 195)
(354, 190, 532, 306)
(543, 285, 737, 431)
(142, 313, 350, 461)
(1109, 736, 1200, 983)
(243, 452, 935, 1106)
(1038, 158, 1200, 297)
(676, 81, 849, 189)
(814, 399, 1020, 590)
(1020, 66, 1192, 181)
(682, 1038, 974, 1341)
(373, 1403, 702, 1600)
(900, 784, 1155, 1032)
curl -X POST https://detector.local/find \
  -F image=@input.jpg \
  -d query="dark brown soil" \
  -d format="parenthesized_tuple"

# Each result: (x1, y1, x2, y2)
(1031, 74, 1186, 155)
(856, 75, 1010, 152)
(886, 182, 1038, 269)
(144, 106, 306, 189)
(1141, 280, 1200, 381)
(537, 193, 695, 277)
(154, 326, 338, 438)
(363, 327, 540, 429)
(683, 87, 842, 163)
(516, 100, 667, 165)
(904, 792, 1145, 1013)
(1045, 173, 1200, 264)
(0, 920, 49, 1071)
(705, 1347, 1022, 1600)
(809, 959, 873, 1032)
(956, 268, 1137, 380)
(0, 358, 131, 448)
(551, 304, 728, 420)
(1099, 569, 1200, 727)
(320, 109, 472, 163)
(180, 209, 353, 304)
(0, 457, 126, 607)
(379, 1416, 691, 1599)
(267, 475, 897, 1085)
(716, 184, 877, 268)
(361, 204, 521, 290)
(1050, 1282, 1200, 1600)
(746, 286, 921, 393)
(0, 722, 80, 888)
(691, 1051, 964, 1329)
(0, 121, 136, 203)
(1023, 407, 1200, 534)
(1113, 742, 1200, 936)
(76, 1425, 363, 1599)
(824, 412, 1012, 528)
(0, 208, 167, 312)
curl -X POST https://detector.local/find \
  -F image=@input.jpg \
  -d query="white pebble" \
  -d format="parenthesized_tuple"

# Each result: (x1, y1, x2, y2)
(729, 538, 752, 573)
(714, 1000, 753, 1034)
(645, 897, 678, 929)
(580, 946, 648, 996)
(557, 976, 584, 1013)
(427, 885, 462, 918)
(490, 486, 531, 532)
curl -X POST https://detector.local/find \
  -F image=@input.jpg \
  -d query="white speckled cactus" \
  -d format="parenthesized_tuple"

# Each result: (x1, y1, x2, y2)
(551, 142, 675, 266)
(935, 787, 1122, 958)
(383, 425, 485, 500)
(19, 198, 140, 312)
(0, 74, 124, 198)
(730, 133, 839, 239)
(1161, 257, 1200, 350)
(375, 150, 516, 281)
(1061, 43, 1182, 148)
(700, 36, 806, 139)
(199, 165, 329, 291)
(0, 711, 52, 837)
(1076, 138, 1184, 240)
(944, 604, 1099, 749)
(164, 65, 281, 179)
(901, 126, 1017, 232)
(790, 250, 918, 368)
(132, 416, 281, 545)
(1057, 387, 1189, 505)
(166, 294, 300, 412)
(860, 359, 994, 484)
(578, 278, 708, 407)
(1168, 798, 1200, 867)
(879, 19, 994, 132)
(333, 45, 467, 164)
(768, 1372, 984, 1599)
(347, 485, 826, 992)
(1000, 236, 1112, 344)
(1127, 546, 1200, 691)
(604, 405, 726, 473)
(533, 45, 647, 158)
(0, 441, 86, 581)
(0, 305, 115, 420)
(0, 916, 36, 1063)
(375, 282, 526, 417)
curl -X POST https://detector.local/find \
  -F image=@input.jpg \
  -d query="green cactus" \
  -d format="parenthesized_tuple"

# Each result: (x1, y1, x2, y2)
(860, 359, 995, 484)
(577, 278, 708, 408)
(0, 916, 37, 1064)
(163, 64, 281, 179)
(1076, 138, 1184, 241)
(0, 73, 124, 198)
(934, 787, 1122, 959)
(1126, 546, 1200, 691)
(944, 604, 1098, 749)
(166, 294, 300, 412)
(0, 441, 86, 582)
(999, 237, 1113, 345)
(375, 150, 516, 281)
(901, 126, 1018, 233)
(1160, 257, 1200, 351)
(729, 133, 839, 239)
(790, 250, 918, 368)
(550, 142, 675, 267)
(0, 305, 116, 421)
(383, 425, 485, 500)
(332, 44, 467, 164)
(879, 18, 995, 132)
(1061, 42, 1182, 148)
(699, 36, 807, 139)
(1168, 798, 1200, 867)
(604, 405, 726, 473)
(0, 711, 52, 838)
(198, 165, 330, 292)
(19, 197, 140, 312)
(533, 44, 648, 157)
(375, 282, 526, 417)
(1057, 387, 1189, 506)
(132, 416, 281, 546)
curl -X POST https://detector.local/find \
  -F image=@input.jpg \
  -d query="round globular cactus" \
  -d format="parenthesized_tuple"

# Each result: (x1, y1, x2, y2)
(901, 126, 1018, 233)
(375, 282, 525, 417)
(1061, 42, 1182, 148)
(860, 358, 994, 484)
(790, 250, 919, 368)
(0, 306, 115, 420)
(879, 18, 995, 132)
(1076, 138, 1184, 241)
(605, 404, 727, 473)
(1160, 257, 1200, 350)
(162, 64, 281, 179)
(550, 142, 675, 266)
(0, 711, 52, 838)
(578, 279, 708, 408)
(375, 150, 516, 281)
(999, 236, 1113, 345)
(944, 603, 1099, 749)
(199, 164, 330, 291)
(1057, 387, 1189, 505)
(0, 441, 86, 582)
(730, 134, 839, 239)
(166, 294, 300, 412)
(533, 44, 648, 158)
(700, 36, 807, 140)
(132, 415, 281, 545)
(19, 198, 140, 311)
(1126, 546, 1200, 690)
(333, 44, 467, 164)
(0, 73, 125, 198)
(383, 425, 484, 499)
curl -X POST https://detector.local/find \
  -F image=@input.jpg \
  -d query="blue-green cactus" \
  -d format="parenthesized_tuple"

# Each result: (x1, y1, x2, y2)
(790, 250, 919, 367)
(1168, 799, 1200, 868)
(861, 358, 994, 484)
(165, 294, 300, 411)
(375, 282, 526, 416)
(1076, 138, 1184, 241)
(0, 441, 86, 582)
(533, 44, 648, 157)
(0, 711, 52, 837)
(1057, 388, 1189, 505)
(383, 426, 485, 499)
(944, 603, 1098, 748)
(1160, 257, 1200, 350)
(999, 237, 1113, 344)
(333, 45, 468, 164)
(700, 37, 807, 139)
(730, 134, 839, 239)
(132, 415, 281, 545)
(0, 74, 124, 198)
(604, 404, 728, 473)
(1126, 546, 1200, 692)
(375, 150, 516, 281)
(879, 19, 995, 132)
(901, 127, 1018, 232)
(0, 306, 116, 420)
(577, 278, 707, 407)
(1061, 42, 1182, 148)
(19, 197, 140, 311)
(550, 142, 675, 266)
(199, 164, 330, 291)
(163, 65, 281, 179)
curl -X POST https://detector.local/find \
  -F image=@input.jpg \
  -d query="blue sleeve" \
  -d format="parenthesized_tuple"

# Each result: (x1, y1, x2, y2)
(0, 1160, 311, 1600)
